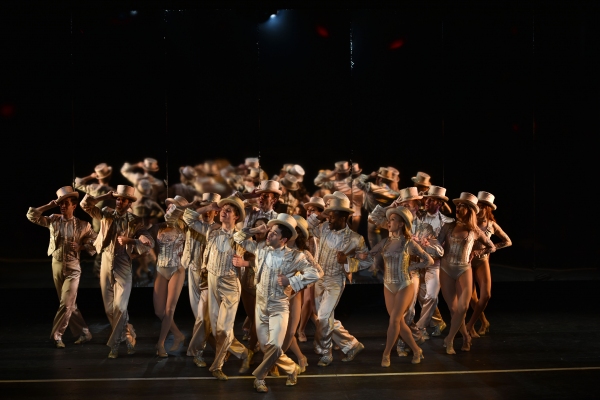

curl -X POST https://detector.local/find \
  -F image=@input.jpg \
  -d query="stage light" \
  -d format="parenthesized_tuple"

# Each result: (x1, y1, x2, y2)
(130, 10, 137, 16)
(270, 14, 276, 19)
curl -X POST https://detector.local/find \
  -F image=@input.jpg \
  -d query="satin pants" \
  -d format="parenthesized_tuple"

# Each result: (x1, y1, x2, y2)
(416, 266, 444, 329)
(253, 297, 296, 380)
(50, 259, 89, 340)
(188, 267, 202, 319)
(314, 275, 358, 356)
(207, 273, 248, 371)
(99, 253, 135, 348)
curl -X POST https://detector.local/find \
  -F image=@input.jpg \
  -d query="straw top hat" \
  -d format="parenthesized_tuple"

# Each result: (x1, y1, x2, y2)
(303, 196, 325, 211)
(94, 163, 112, 179)
(256, 180, 282, 195)
(280, 174, 299, 191)
(143, 158, 159, 172)
(165, 195, 190, 208)
(477, 191, 497, 210)
(199, 192, 221, 205)
(179, 166, 197, 180)
(386, 206, 413, 228)
(323, 190, 348, 204)
(245, 157, 260, 169)
(351, 163, 362, 175)
(334, 161, 351, 173)
(293, 215, 309, 239)
(397, 187, 423, 203)
(267, 213, 298, 242)
(55, 186, 79, 203)
(423, 185, 449, 202)
(387, 166, 400, 182)
(203, 161, 220, 176)
(453, 192, 480, 214)
(411, 171, 431, 187)
(324, 196, 354, 214)
(114, 185, 137, 202)
(289, 165, 305, 182)
(217, 195, 246, 221)
(377, 167, 395, 181)
(136, 179, 153, 197)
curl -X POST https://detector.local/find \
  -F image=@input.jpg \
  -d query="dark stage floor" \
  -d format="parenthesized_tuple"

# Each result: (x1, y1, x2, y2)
(1, 282, 599, 399)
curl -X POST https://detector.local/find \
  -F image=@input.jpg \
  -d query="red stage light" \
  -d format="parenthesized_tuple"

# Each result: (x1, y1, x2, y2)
(0, 103, 15, 119)
(389, 39, 404, 49)
(316, 26, 329, 38)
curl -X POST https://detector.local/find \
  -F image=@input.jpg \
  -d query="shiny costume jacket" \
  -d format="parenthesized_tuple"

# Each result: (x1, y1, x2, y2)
(313, 174, 365, 217)
(354, 175, 399, 213)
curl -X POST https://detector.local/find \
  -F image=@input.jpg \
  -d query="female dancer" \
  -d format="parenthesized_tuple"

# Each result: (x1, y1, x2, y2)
(437, 193, 496, 354)
(282, 215, 323, 373)
(362, 206, 433, 366)
(466, 192, 511, 337)
(148, 196, 188, 357)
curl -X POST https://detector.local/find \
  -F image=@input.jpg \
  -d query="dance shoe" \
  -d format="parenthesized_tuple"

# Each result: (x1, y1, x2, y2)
(397, 339, 408, 357)
(431, 321, 447, 337)
(242, 329, 250, 341)
(108, 345, 119, 359)
(297, 331, 307, 342)
(341, 342, 364, 362)
(317, 355, 333, 367)
(381, 355, 391, 367)
(74, 331, 92, 345)
(170, 334, 185, 351)
(193, 354, 207, 367)
(156, 344, 168, 358)
(478, 322, 490, 336)
(443, 338, 456, 355)
(126, 338, 136, 355)
(212, 369, 228, 381)
(286, 364, 301, 386)
(55, 339, 65, 349)
(411, 349, 424, 364)
(461, 335, 472, 352)
(254, 379, 268, 393)
(239, 350, 253, 373)
(298, 356, 308, 373)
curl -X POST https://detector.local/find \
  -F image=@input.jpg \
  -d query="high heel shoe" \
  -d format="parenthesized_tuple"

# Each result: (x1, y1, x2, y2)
(170, 334, 185, 351)
(461, 335, 472, 352)
(381, 355, 391, 367)
(156, 344, 168, 358)
(443, 338, 456, 355)
(298, 356, 308, 373)
(478, 322, 490, 336)
(411, 349, 424, 364)
(468, 326, 480, 339)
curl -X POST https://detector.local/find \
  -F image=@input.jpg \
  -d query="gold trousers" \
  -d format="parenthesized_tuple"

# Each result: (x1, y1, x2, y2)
(50, 259, 88, 340)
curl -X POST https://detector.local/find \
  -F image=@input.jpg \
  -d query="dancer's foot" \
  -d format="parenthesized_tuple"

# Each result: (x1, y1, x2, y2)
(298, 355, 308, 373)
(74, 331, 92, 344)
(239, 350, 253, 373)
(467, 325, 480, 339)
(55, 339, 65, 349)
(411, 348, 424, 364)
(286, 364, 300, 386)
(461, 334, 472, 352)
(297, 331, 307, 342)
(381, 354, 391, 367)
(478, 321, 490, 336)
(443, 337, 456, 355)
(108, 345, 119, 359)
(193, 354, 206, 367)
(431, 321, 447, 337)
(317, 355, 333, 367)
(341, 342, 364, 362)
(212, 369, 228, 380)
(170, 334, 185, 351)
(156, 344, 168, 358)
(253, 378, 268, 392)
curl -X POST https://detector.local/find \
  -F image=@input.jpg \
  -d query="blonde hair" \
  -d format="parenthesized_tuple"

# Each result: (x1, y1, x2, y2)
(459, 206, 478, 231)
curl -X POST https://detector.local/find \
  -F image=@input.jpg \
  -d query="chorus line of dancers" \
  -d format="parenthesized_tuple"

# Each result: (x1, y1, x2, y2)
(26, 158, 511, 393)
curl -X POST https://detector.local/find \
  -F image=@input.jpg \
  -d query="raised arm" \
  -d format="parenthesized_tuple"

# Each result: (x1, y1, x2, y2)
(26, 200, 58, 227)
(492, 221, 512, 251)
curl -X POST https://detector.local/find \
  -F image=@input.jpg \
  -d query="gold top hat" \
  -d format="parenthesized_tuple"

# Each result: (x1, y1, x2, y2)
(411, 171, 431, 187)
(387, 166, 400, 182)
(245, 157, 260, 169)
(324, 196, 354, 215)
(94, 163, 112, 179)
(256, 180, 282, 195)
(351, 163, 362, 175)
(115, 185, 137, 202)
(56, 186, 79, 203)
(323, 190, 348, 205)
(453, 192, 479, 214)
(165, 195, 190, 208)
(397, 187, 423, 203)
(247, 168, 261, 179)
(303, 196, 325, 211)
(143, 158, 159, 172)
(377, 167, 395, 181)
(280, 174, 299, 191)
(477, 191, 497, 210)
(179, 166, 197, 180)
(136, 179, 153, 197)
(386, 206, 413, 227)
(200, 192, 221, 205)
(218, 195, 246, 221)
(423, 185, 449, 202)
(289, 165, 305, 182)
(334, 161, 351, 173)
(267, 213, 298, 242)
(293, 215, 309, 239)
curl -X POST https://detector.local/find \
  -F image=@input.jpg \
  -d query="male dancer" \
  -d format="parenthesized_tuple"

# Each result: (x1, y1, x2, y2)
(168, 166, 201, 202)
(120, 158, 166, 203)
(234, 213, 320, 393)
(239, 180, 280, 228)
(81, 185, 154, 358)
(27, 186, 97, 348)
(182, 195, 251, 380)
(307, 193, 373, 366)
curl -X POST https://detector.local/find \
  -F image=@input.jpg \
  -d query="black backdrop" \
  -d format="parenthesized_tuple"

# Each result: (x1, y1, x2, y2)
(1, 3, 598, 277)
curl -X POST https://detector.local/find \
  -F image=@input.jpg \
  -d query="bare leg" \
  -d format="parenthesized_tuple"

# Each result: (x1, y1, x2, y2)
(283, 295, 304, 357)
(467, 258, 491, 336)
(153, 269, 185, 353)
(298, 286, 315, 339)
(383, 285, 420, 362)
(440, 269, 458, 353)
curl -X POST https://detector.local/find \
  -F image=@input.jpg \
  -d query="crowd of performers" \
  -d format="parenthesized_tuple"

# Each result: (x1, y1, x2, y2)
(26, 157, 511, 393)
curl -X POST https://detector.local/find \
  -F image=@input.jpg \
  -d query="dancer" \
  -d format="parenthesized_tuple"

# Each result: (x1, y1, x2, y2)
(307, 193, 373, 366)
(185, 193, 221, 366)
(120, 158, 166, 203)
(363, 206, 432, 366)
(182, 195, 251, 380)
(437, 192, 496, 354)
(240, 180, 280, 228)
(279, 174, 300, 215)
(147, 196, 189, 357)
(26, 186, 97, 348)
(81, 185, 154, 358)
(466, 191, 512, 337)
(233, 213, 320, 393)
(168, 166, 201, 202)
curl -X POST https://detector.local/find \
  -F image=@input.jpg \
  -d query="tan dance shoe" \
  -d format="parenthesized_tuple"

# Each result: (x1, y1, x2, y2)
(239, 349, 253, 373)
(212, 369, 228, 381)
(412, 349, 424, 364)
(381, 355, 391, 367)
(478, 322, 490, 336)
(55, 339, 65, 349)
(443, 337, 456, 355)
(108, 345, 119, 359)
(254, 378, 268, 393)
(431, 321, 447, 337)
(461, 335, 472, 352)
(341, 342, 364, 362)
(317, 355, 333, 367)
(193, 354, 206, 367)
(286, 364, 301, 386)
(74, 331, 92, 345)
(126, 337, 136, 355)
(170, 334, 185, 351)
(156, 344, 168, 358)
(297, 331, 307, 342)
(298, 355, 308, 373)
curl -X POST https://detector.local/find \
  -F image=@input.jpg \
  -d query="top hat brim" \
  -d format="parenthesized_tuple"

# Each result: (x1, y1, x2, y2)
(385, 207, 413, 227)
(114, 193, 137, 202)
(282, 182, 299, 191)
(477, 200, 497, 210)
(295, 223, 309, 239)
(423, 194, 449, 202)
(452, 199, 479, 214)
(324, 205, 354, 215)
(218, 198, 246, 221)
(143, 165, 160, 172)
(57, 192, 79, 203)
(398, 195, 423, 203)
(303, 201, 325, 211)
(257, 188, 282, 195)
(411, 177, 431, 186)
(96, 166, 113, 179)
(267, 219, 298, 242)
